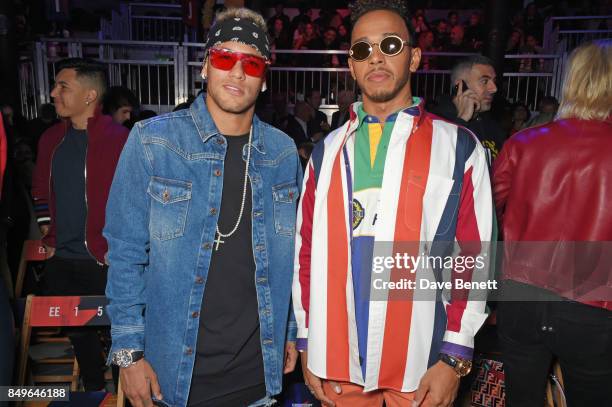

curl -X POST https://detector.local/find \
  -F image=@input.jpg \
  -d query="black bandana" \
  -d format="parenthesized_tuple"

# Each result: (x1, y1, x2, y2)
(204, 17, 271, 60)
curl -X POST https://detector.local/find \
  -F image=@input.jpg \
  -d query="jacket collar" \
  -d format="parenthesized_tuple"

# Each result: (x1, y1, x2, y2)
(355, 97, 424, 127)
(189, 93, 266, 153)
(61, 105, 111, 135)
(345, 98, 426, 139)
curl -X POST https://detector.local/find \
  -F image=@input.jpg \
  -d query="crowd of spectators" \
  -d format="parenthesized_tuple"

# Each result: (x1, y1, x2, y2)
(264, 1, 610, 71)
(5, 0, 610, 74)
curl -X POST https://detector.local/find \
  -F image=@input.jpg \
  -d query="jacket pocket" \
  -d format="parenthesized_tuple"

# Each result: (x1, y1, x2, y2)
(272, 182, 298, 236)
(403, 172, 458, 237)
(423, 174, 459, 238)
(147, 176, 192, 241)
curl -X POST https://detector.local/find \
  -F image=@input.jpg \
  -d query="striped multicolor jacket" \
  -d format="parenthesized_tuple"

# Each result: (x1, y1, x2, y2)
(292, 101, 493, 392)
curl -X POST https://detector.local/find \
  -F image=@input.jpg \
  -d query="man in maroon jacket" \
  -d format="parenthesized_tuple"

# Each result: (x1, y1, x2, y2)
(32, 58, 129, 390)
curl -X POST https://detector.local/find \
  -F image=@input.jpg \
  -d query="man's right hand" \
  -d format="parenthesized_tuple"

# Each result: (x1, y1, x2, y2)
(452, 82, 481, 122)
(43, 245, 55, 259)
(119, 359, 163, 407)
(300, 350, 338, 407)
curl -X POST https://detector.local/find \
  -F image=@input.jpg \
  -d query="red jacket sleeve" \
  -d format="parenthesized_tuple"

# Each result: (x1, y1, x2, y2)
(31, 127, 58, 226)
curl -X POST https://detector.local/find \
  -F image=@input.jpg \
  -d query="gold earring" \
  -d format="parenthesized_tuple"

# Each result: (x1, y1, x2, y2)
(86, 101, 90, 105)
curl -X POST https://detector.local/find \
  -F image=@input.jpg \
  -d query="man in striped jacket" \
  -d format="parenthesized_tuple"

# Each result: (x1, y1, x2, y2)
(292, 1, 493, 406)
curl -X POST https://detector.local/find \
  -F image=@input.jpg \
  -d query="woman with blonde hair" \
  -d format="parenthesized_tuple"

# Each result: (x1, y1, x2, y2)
(493, 40, 612, 407)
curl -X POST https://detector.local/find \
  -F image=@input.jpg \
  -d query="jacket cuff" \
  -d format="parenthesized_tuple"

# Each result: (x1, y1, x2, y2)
(107, 326, 145, 365)
(34, 201, 50, 225)
(36, 216, 50, 226)
(440, 340, 474, 361)
(286, 321, 297, 342)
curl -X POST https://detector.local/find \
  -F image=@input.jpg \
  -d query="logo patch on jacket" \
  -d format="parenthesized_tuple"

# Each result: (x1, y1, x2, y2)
(352, 198, 365, 230)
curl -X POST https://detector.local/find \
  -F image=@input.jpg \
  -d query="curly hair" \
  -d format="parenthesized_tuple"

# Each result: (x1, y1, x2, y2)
(215, 7, 267, 32)
(348, 0, 415, 45)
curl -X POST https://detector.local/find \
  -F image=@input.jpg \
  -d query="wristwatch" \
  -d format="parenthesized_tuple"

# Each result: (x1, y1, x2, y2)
(439, 353, 472, 377)
(111, 349, 144, 368)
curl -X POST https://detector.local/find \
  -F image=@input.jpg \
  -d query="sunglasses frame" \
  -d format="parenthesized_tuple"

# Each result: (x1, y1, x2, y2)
(207, 47, 270, 78)
(349, 34, 410, 62)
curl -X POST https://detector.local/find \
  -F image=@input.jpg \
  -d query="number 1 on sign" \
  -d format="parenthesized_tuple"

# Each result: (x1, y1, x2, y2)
(74, 306, 79, 316)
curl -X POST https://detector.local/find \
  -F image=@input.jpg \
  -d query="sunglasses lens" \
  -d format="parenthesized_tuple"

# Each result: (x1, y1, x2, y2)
(209, 49, 267, 78)
(241, 56, 267, 77)
(350, 41, 372, 61)
(380, 36, 404, 56)
(210, 49, 237, 71)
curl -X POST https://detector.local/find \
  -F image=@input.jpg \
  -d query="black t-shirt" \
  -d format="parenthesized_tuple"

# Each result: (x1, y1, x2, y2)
(52, 126, 91, 259)
(188, 134, 266, 407)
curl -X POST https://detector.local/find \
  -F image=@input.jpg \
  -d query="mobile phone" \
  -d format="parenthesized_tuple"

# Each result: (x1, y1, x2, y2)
(452, 80, 469, 96)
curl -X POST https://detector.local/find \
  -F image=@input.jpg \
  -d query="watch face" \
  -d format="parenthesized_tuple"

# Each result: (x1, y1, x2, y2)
(457, 360, 472, 376)
(114, 350, 133, 367)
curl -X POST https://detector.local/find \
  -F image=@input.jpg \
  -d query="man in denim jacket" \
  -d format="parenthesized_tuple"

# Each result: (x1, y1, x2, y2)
(104, 8, 301, 407)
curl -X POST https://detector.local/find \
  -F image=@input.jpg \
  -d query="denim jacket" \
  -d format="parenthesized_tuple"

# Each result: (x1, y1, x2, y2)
(104, 95, 301, 407)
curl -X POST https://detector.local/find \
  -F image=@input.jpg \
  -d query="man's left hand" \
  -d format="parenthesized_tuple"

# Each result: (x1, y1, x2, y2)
(412, 361, 460, 407)
(283, 341, 298, 373)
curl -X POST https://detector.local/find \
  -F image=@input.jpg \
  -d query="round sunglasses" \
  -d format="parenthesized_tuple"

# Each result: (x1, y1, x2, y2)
(208, 47, 270, 78)
(349, 35, 410, 62)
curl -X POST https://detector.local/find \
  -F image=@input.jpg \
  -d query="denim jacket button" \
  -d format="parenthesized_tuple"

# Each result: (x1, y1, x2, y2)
(185, 347, 193, 355)
(195, 276, 204, 284)
(216, 138, 225, 145)
(192, 311, 199, 318)
(214, 169, 222, 177)
(209, 208, 217, 215)
(203, 243, 212, 250)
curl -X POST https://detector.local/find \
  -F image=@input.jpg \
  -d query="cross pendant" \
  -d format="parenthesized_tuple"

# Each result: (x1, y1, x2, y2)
(214, 233, 225, 251)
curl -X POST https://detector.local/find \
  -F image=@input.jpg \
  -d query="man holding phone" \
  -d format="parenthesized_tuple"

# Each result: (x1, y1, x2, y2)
(104, 8, 300, 407)
(431, 55, 506, 163)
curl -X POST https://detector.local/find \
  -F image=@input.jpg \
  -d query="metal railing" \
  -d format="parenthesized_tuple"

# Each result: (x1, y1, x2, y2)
(544, 15, 612, 52)
(18, 57, 39, 120)
(19, 40, 567, 119)
(127, 2, 195, 42)
(501, 54, 566, 108)
(27, 39, 181, 114)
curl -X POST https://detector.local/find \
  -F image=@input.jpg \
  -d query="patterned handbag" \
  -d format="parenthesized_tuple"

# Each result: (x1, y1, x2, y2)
(470, 357, 506, 407)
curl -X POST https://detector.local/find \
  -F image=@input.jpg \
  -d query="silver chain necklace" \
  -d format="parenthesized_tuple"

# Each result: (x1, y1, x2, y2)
(214, 127, 252, 251)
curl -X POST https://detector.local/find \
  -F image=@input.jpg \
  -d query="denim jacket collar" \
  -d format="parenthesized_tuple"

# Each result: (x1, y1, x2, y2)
(190, 94, 266, 154)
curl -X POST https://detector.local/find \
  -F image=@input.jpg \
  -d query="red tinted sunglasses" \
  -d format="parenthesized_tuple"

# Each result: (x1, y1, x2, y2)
(208, 47, 269, 78)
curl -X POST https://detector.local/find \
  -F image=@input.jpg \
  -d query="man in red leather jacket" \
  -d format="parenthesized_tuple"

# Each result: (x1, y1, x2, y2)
(493, 40, 612, 406)
(32, 58, 128, 390)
